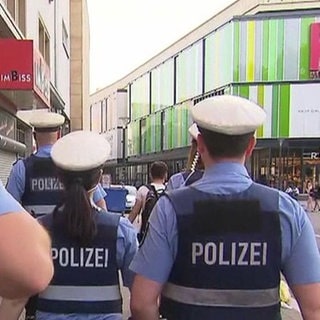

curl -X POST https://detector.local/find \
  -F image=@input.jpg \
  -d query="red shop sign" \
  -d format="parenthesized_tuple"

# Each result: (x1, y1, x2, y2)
(310, 22, 320, 79)
(0, 39, 33, 90)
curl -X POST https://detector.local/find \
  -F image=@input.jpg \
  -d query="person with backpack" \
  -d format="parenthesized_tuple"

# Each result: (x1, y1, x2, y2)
(128, 161, 168, 242)
(166, 123, 204, 190)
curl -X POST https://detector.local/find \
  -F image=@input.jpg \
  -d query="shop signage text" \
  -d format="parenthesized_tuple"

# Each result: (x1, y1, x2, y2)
(303, 152, 320, 160)
(0, 39, 33, 90)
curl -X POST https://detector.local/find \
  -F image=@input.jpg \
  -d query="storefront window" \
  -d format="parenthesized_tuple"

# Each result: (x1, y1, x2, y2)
(252, 142, 320, 193)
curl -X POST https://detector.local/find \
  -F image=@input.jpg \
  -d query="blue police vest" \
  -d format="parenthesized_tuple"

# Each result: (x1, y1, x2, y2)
(182, 169, 203, 186)
(37, 210, 122, 314)
(22, 155, 64, 217)
(160, 182, 282, 320)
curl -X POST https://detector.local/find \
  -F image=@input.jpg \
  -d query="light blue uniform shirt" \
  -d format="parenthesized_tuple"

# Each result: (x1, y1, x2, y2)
(6, 145, 106, 203)
(166, 172, 185, 191)
(0, 179, 24, 215)
(37, 214, 138, 320)
(130, 162, 320, 286)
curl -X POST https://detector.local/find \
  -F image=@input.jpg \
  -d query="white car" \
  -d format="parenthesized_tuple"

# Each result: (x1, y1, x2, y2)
(123, 185, 137, 211)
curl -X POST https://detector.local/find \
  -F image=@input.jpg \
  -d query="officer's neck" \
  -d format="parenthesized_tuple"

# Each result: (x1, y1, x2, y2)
(204, 155, 246, 168)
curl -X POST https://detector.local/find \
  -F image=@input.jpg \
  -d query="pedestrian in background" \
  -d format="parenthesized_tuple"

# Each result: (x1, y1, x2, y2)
(130, 95, 320, 320)
(311, 183, 320, 212)
(0, 180, 53, 319)
(128, 161, 168, 239)
(306, 180, 314, 212)
(166, 123, 204, 190)
(35, 131, 137, 319)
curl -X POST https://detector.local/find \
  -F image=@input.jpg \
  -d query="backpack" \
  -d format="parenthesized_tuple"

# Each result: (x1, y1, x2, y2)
(138, 184, 164, 243)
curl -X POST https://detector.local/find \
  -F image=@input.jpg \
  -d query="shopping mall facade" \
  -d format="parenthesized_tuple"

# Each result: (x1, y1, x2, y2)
(90, 0, 320, 191)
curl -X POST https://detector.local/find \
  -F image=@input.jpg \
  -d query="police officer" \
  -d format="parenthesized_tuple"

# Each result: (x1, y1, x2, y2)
(129, 95, 320, 320)
(0, 180, 53, 317)
(4, 111, 107, 319)
(34, 130, 137, 320)
(166, 123, 203, 190)
(6, 111, 107, 217)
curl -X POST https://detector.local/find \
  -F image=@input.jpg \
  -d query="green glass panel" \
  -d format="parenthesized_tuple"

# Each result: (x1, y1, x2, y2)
(146, 116, 152, 153)
(268, 20, 278, 81)
(276, 19, 285, 80)
(172, 108, 179, 147)
(127, 121, 140, 156)
(239, 85, 249, 98)
(271, 85, 279, 137)
(155, 112, 162, 152)
(221, 23, 233, 86)
(233, 21, 240, 82)
(131, 74, 150, 120)
(181, 104, 189, 147)
(177, 42, 202, 102)
(205, 32, 215, 91)
(279, 84, 290, 138)
(232, 85, 239, 95)
(256, 85, 264, 138)
(262, 20, 269, 81)
(164, 108, 173, 150)
(151, 59, 174, 112)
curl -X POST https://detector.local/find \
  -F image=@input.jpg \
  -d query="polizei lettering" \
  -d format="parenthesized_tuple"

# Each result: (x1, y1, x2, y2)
(52, 247, 109, 268)
(31, 177, 64, 191)
(192, 242, 267, 266)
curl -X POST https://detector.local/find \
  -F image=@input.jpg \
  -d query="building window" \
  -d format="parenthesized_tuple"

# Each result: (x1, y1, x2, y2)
(6, 0, 26, 35)
(39, 17, 50, 65)
(62, 19, 70, 58)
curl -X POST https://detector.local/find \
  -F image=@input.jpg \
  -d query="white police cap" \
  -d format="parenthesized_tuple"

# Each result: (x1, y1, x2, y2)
(191, 95, 266, 135)
(29, 111, 65, 130)
(51, 131, 111, 171)
(188, 123, 199, 140)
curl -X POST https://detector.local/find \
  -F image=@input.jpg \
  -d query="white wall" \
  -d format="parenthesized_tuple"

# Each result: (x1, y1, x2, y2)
(54, 0, 70, 116)
(25, 0, 70, 116)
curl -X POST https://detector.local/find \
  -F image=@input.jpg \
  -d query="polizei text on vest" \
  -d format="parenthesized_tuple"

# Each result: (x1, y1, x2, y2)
(52, 248, 109, 268)
(192, 242, 267, 266)
(31, 177, 64, 191)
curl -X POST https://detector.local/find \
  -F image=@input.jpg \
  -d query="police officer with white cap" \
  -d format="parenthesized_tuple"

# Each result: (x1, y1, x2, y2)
(130, 95, 320, 320)
(6, 111, 107, 217)
(0, 179, 53, 319)
(29, 130, 138, 320)
(166, 123, 204, 190)
(4, 111, 108, 319)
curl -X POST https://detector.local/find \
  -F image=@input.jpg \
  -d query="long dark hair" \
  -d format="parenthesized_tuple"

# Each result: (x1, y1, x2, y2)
(53, 167, 102, 246)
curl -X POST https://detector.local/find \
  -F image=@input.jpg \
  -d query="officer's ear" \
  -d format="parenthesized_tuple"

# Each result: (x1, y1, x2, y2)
(196, 133, 206, 156)
(245, 135, 256, 158)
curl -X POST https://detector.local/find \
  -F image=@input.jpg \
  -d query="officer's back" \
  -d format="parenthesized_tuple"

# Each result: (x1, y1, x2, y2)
(34, 131, 138, 320)
(129, 95, 320, 320)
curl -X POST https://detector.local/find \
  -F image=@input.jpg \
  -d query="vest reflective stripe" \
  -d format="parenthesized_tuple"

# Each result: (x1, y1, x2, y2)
(39, 285, 121, 301)
(24, 204, 55, 215)
(162, 283, 280, 308)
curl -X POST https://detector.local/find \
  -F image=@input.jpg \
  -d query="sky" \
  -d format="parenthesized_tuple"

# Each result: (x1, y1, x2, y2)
(87, 0, 235, 93)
